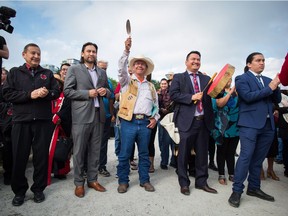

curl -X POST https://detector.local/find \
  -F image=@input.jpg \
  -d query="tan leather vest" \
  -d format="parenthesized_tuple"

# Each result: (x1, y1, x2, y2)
(118, 80, 156, 121)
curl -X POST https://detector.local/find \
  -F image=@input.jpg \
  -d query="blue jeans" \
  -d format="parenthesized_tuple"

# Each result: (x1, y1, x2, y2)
(117, 117, 151, 185)
(158, 122, 176, 166)
(114, 124, 121, 157)
(276, 129, 283, 161)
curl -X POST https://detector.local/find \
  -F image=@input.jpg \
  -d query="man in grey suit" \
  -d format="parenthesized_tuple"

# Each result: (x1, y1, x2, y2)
(64, 42, 111, 198)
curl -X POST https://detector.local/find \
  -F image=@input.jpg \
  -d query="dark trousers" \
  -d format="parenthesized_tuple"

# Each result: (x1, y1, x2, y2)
(208, 136, 216, 163)
(233, 120, 274, 193)
(148, 125, 157, 157)
(281, 137, 288, 174)
(1, 128, 13, 180)
(177, 119, 209, 187)
(99, 116, 112, 170)
(216, 136, 239, 176)
(11, 121, 53, 196)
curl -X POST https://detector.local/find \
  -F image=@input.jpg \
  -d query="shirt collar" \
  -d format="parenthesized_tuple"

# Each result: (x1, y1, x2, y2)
(187, 70, 199, 76)
(131, 74, 147, 83)
(26, 63, 36, 71)
(85, 64, 96, 71)
(249, 70, 262, 77)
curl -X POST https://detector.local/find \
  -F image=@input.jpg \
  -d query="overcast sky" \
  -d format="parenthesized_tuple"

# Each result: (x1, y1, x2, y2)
(1, 0, 288, 81)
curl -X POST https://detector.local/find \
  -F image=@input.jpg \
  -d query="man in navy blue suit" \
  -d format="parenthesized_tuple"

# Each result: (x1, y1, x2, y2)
(170, 51, 217, 195)
(228, 52, 281, 207)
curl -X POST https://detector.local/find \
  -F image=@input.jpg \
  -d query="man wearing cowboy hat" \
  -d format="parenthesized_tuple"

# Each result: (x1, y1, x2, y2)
(116, 37, 160, 193)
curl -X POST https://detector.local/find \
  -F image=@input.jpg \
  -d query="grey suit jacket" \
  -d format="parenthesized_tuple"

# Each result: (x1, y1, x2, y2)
(63, 64, 111, 124)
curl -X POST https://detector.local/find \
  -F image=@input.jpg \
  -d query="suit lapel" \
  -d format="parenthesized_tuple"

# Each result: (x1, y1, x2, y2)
(247, 71, 263, 89)
(81, 64, 95, 88)
(184, 71, 194, 93)
(95, 68, 104, 89)
(262, 76, 270, 87)
(198, 73, 206, 92)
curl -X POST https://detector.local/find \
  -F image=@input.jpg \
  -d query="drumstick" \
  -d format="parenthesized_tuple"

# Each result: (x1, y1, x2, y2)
(194, 72, 217, 104)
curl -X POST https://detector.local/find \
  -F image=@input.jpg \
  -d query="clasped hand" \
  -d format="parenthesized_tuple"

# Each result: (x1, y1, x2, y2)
(269, 74, 280, 90)
(89, 87, 106, 98)
(192, 92, 203, 102)
(31, 87, 48, 99)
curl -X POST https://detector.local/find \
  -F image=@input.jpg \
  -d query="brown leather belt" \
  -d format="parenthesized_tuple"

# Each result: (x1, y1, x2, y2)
(195, 115, 204, 120)
(133, 114, 148, 120)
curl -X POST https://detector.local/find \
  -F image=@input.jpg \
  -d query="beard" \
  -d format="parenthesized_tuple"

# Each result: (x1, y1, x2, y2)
(84, 57, 97, 64)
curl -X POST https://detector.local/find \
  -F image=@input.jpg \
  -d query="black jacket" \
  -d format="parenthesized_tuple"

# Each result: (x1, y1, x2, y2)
(2, 64, 60, 122)
(169, 71, 214, 132)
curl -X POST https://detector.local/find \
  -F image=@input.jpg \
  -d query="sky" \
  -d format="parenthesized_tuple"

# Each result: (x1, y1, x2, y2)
(0, 0, 288, 82)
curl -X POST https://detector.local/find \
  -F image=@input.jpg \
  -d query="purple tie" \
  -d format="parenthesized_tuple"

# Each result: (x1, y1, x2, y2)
(192, 73, 203, 112)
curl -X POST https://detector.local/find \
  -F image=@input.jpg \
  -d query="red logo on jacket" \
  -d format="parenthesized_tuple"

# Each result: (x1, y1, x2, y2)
(40, 74, 47, 80)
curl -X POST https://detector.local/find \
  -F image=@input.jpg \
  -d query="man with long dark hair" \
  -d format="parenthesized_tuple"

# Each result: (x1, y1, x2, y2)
(228, 52, 281, 207)
(64, 42, 111, 198)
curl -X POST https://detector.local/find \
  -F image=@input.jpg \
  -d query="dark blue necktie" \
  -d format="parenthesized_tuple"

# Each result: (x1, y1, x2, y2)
(256, 75, 264, 88)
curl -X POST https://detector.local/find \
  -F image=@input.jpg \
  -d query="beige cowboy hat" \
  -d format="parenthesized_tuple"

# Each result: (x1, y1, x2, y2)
(129, 55, 154, 76)
(165, 72, 174, 80)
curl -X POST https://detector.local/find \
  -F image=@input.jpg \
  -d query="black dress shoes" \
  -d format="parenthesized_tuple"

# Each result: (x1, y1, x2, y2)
(196, 185, 218, 194)
(33, 191, 45, 203)
(228, 192, 241, 208)
(208, 162, 218, 171)
(246, 189, 275, 202)
(180, 186, 190, 195)
(54, 174, 67, 180)
(12, 195, 25, 206)
(160, 164, 168, 170)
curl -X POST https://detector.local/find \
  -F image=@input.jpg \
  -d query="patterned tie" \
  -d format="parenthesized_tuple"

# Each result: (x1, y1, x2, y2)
(192, 73, 203, 112)
(256, 75, 264, 88)
(31, 68, 35, 77)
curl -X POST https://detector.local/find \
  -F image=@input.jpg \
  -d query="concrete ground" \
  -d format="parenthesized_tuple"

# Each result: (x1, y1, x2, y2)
(0, 138, 288, 216)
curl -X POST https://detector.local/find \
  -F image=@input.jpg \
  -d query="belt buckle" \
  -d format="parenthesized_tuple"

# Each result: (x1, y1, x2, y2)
(195, 115, 203, 120)
(135, 114, 145, 120)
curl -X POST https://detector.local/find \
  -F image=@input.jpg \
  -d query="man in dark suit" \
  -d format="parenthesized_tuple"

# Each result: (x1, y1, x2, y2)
(169, 51, 217, 195)
(64, 42, 111, 198)
(228, 52, 281, 208)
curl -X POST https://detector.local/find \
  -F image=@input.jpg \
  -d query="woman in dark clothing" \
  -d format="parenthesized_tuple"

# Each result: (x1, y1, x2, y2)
(275, 89, 288, 178)
(211, 78, 239, 185)
(47, 68, 72, 185)
(158, 78, 177, 170)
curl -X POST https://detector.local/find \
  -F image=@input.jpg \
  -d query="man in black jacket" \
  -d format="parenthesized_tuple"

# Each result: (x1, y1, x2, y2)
(2, 43, 60, 206)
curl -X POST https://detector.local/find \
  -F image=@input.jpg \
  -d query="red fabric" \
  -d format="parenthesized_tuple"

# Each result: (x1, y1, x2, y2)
(279, 53, 288, 86)
(47, 125, 60, 185)
(47, 91, 70, 185)
(57, 159, 71, 175)
(192, 73, 203, 112)
(51, 92, 64, 114)
(52, 114, 60, 125)
(114, 82, 121, 94)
